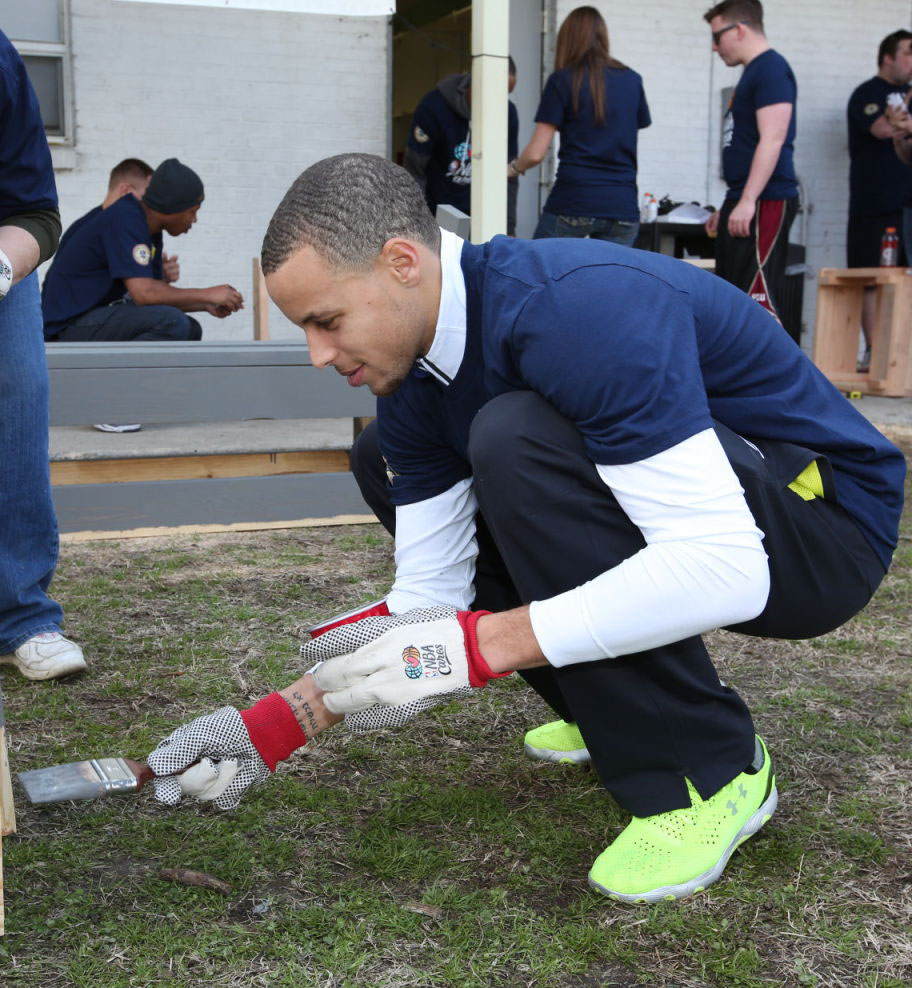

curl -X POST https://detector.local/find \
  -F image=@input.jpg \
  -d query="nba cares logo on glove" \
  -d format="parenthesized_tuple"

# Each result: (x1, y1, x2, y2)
(402, 643, 452, 680)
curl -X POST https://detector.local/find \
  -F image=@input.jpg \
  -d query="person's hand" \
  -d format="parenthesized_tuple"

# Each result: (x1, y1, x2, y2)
(727, 197, 756, 238)
(885, 102, 912, 133)
(147, 693, 308, 809)
(704, 210, 720, 238)
(206, 284, 244, 313)
(305, 606, 510, 726)
(203, 303, 234, 318)
(162, 252, 180, 284)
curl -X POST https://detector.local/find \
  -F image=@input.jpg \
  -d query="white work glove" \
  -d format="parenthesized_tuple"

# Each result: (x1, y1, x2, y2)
(147, 693, 308, 809)
(304, 606, 510, 730)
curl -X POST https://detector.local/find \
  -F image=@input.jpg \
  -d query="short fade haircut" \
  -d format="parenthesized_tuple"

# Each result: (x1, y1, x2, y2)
(703, 0, 764, 31)
(108, 157, 153, 190)
(261, 153, 441, 275)
(879, 29, 912, 66)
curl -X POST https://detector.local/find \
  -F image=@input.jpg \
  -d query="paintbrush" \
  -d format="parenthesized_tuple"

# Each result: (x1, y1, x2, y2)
(17, 757, 159, 804)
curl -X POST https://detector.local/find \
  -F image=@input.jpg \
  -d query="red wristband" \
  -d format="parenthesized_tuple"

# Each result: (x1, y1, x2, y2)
(308, 599, 390, 638)
(239, 692, 308, 771)
(457, 610, 511, 687)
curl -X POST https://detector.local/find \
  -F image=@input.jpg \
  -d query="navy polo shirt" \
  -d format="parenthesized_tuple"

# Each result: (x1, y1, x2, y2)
(56, 204, 102, 255)
(407, 89, 518, 216)
(378, 238, 904, 571)
(847, 76, 912, 216)
(41, 194, 163, 338)
(535, 66, 650, 221)
(722, 49, 798, 201)
(0, 30, 58, 222)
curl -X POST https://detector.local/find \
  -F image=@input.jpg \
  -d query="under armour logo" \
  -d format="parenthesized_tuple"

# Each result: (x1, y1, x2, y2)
(727, 784, 749, 816)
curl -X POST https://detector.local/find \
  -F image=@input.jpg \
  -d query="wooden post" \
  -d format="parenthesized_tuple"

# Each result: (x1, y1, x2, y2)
(0, 676, 15, 936)
(470, 0, 509, 243)
(252, 257, 270, 340)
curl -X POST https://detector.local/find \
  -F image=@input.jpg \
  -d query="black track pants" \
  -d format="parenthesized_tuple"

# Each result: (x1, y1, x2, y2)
(350, 393, 884, 816)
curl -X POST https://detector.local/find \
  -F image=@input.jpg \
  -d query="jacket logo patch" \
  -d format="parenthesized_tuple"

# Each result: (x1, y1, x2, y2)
(864, 102, 880, 116)
(132, 244, 152, 265)
(413, 125, 430, 143)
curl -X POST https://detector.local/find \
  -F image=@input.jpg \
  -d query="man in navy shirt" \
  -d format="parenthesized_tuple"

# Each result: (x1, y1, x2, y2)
(846, 30, 912, 367)
(42, 158, 243, 342)
(404, 61, 519, 235)
(704, 1, 799, 334)
(147, 154, 904, 907)
(0, 30, 87, 681)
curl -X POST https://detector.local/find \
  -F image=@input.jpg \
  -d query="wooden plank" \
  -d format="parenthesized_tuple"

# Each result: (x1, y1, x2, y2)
(251, 258, 270, 341)
(60, 514, 378, 543)
(45, 342, 317, 370)
(0, 679, 14, 937)
(48, 363, 376, 425)
(0, 728, 12, 839)
(52, 472, 371, 534)
(817, 267, 909, 286)
(813, 282, 863, 378)
(51, 450, 351, 486)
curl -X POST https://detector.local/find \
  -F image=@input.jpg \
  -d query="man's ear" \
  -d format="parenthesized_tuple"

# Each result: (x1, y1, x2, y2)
(380, 238, 422, 287)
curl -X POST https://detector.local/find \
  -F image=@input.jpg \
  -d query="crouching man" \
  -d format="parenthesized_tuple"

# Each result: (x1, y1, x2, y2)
(147, 153, 904, 905)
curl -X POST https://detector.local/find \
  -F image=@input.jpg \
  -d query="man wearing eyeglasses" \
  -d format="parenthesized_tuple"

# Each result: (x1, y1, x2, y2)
(703, 1, 799, 337)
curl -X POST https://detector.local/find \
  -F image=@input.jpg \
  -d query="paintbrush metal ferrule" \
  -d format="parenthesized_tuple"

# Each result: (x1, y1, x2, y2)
(18, 757, 141, 804)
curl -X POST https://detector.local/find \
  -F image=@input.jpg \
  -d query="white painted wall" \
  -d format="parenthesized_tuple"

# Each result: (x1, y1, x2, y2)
(49, 0, 389, 340)
(46, 0, 912, 344)
(554, 0, 912, 342)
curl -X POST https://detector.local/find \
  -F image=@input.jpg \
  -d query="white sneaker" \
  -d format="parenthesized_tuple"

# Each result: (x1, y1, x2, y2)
(0, 632, 87, 680)
(93, 423, 142, 433)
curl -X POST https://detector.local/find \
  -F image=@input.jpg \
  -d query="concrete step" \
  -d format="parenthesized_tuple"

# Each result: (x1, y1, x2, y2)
(50, 418, 355, 461)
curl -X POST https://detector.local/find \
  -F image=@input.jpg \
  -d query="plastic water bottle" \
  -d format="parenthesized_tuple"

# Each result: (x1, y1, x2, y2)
(880, 227, 899, 266)
(640, 193, 658, 223)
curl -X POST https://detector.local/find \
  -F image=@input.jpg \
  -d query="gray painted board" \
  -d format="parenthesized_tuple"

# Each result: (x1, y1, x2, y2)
(47, 342, 375, 425)
(46, 342, 318, 369)
(52, 473, 371, 533)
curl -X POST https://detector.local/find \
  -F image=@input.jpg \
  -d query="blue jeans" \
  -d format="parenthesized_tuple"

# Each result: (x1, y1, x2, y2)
(52, 301, 203, 341)
(0, 273, 63, 652)
(533, 211, 640, 247)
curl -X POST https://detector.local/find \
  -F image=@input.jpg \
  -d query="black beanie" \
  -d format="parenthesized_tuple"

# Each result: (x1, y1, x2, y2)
(143, 158, 204, 214)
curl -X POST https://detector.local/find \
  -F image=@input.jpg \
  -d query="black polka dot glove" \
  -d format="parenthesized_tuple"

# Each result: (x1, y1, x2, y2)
(147, 694, 308, 809)
(304, 606, 510, 730)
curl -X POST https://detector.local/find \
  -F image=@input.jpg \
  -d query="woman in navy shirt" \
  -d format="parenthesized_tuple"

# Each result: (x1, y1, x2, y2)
(509, 6, 650, 245)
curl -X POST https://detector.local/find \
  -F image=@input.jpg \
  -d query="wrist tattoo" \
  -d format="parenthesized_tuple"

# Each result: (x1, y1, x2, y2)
(290, 690, 321, 734)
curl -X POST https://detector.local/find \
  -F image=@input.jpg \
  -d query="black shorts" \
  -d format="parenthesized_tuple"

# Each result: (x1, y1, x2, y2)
(846, 211, 905, 267)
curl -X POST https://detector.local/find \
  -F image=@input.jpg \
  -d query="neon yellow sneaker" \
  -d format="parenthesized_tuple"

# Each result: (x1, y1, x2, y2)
(588, 736, 776, 903)
(523, 719, 591, 764)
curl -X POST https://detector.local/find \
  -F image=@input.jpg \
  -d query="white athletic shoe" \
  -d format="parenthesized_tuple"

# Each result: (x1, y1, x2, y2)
(0, 633, 87, 680)
(93, 423, 142, 433)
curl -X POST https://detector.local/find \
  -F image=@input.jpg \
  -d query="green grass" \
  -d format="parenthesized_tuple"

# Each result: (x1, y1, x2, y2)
(1, 435, 910, 988)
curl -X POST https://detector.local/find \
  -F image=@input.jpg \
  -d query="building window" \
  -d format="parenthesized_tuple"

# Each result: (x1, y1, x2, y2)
(7, 1, 73, 144)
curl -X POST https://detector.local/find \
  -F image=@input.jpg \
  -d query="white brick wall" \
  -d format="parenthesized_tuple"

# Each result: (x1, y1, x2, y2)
(49, 1, 912, 344)
(556, 0, 912, 344)
(51, 0, 389, 340)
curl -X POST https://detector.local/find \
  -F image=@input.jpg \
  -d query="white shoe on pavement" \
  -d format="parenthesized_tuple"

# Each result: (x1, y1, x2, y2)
(0, 632, 87, 680)
(93, 423, 141, 433)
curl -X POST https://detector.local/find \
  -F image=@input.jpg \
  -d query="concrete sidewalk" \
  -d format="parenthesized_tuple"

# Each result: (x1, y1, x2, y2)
(48, 397, 912, 464)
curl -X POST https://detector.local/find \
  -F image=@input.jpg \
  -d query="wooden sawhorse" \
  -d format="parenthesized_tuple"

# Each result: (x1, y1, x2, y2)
(812, 267, 912, 397)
